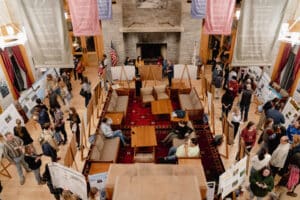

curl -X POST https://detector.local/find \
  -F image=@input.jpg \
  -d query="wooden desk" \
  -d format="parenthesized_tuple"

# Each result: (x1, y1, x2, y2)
(105, 163, 207, 199)
(113, 176, 201, 200)
(105, 113, 124, 125)
(88, 162, 111, 175)
(151, 99, 173, 115)
(170, 112, 189, 122)
(131, 126, 157, 162)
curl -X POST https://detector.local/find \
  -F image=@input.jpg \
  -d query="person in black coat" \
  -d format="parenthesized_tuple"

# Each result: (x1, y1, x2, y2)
(13, 119, 33, 147)
(239, 84, 253, 122)
(49, 89, 61, 119)
(68, 107, 81, 148)
(221, 88, 235, 118)
(24, 146, 44, 185)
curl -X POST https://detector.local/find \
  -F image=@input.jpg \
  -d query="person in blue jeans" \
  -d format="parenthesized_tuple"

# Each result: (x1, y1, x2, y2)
(100, 117, 129, 146)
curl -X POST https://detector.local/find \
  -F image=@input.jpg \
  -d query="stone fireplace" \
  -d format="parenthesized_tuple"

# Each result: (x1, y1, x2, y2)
(102, 0, 202, 65)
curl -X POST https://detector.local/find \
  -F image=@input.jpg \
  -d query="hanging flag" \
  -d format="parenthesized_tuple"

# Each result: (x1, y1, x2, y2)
(203, 0, 235, 35)
(68, 0, 101, 36)
(110, 41, 118, 66)
(232, 0, 289, 66)
(97, 0, 112, 20)
(191, 0, 206, 19)
(18, 0, 73, 68)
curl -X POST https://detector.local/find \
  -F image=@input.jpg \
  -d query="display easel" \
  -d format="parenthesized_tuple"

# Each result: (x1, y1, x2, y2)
(118, 65, 130, 88)
(143, 67, 158, 87)
(64, 136, 79, 171)
(179, 65, 192, 89)
(0, 158, 11, 178)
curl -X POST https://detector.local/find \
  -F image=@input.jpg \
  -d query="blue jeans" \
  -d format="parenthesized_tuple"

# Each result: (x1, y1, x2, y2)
(13, 155, 30, 182)
(165, 146, 177, 161)
(33, 168, 42, 184)
(109, 130, 127, 145)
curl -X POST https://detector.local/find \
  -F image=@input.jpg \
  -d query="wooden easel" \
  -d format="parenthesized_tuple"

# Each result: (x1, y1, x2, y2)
(119, 65, 130, 88)
(64, 136, 79, 171)
(0, 159, 11, 178)
(80, 115, 87, 161)
(179, 65, 192, 89)
(144, 67, 157, 87)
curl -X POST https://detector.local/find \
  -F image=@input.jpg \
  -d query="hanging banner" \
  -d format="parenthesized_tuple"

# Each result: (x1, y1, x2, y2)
(203, 0, 235, 35)
(191, 0, 206, 19)
(232, 0, 289, 66)
(18, 0, 73, 68)
(68, 0, 101, 36)
(97, 0, 112, 20)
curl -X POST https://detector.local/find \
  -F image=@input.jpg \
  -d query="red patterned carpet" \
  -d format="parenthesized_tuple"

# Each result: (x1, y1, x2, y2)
(117, 91, 224, 182)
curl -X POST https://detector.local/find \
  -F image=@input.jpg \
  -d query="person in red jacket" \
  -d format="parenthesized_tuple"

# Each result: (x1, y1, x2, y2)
(241, 121, 257, 152)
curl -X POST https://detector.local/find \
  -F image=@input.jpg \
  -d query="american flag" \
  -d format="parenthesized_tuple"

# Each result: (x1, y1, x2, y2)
(110, 41, 118, 66)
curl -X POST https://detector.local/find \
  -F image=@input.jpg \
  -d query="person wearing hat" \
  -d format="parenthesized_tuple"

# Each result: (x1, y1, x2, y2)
(161, 121, 193, 145)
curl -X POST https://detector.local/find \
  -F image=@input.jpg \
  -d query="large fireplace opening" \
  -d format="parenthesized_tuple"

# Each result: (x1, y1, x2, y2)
(137, 43, 167, 63)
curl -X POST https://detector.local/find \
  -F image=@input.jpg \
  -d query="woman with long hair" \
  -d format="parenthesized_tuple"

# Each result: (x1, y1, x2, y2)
(240, 121, 257, 153)
(68, 107, 81, 149)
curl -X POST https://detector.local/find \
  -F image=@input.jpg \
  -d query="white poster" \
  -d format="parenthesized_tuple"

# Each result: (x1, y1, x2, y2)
(18, 0, 73, 68)
(293, 79, 300, 104)
(246, 66, 263, 82)
(174, 64, 197, 80)
(88, 172, 107, 199)
(18, 69, 58, 118)
(0, 104, 23, 135)
(255, 72, 281, 103)
(48, 162, 87, 200)
(218, 156, 247, 199)
(206, 181, 216, 200)
(111, 66, 135, 81)
(232, 0, 288, 66)
(281, 98, 300, 128)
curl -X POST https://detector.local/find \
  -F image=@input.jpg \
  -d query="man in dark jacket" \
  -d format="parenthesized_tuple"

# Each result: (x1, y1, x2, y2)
(221, 88, 235, 118)
(266, 104, 285, 125)
(239, 84, 253, 122)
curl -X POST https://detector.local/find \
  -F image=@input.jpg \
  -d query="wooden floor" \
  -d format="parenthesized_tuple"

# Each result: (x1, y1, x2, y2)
(1, 63, 299, 200)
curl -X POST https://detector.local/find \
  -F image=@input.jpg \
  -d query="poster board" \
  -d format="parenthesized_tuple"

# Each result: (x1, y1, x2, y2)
(88, 172, 108, 199)
(18, 68, 58, 118)
(111, 66, 135, 81)
(48, 162, 87, 200)
(206, 181, 216, 200)
(138, 65, 162, 81)
(0, 104, 23, 135)
(255, 72, 281, 103)
(174, 64, 198, 80)
(246, 66, 263, 82)
(218, 156, 247, 199)
(293, 79, 300, 104)
(64, 135, 78, 169)
(281, 97, 300, 128)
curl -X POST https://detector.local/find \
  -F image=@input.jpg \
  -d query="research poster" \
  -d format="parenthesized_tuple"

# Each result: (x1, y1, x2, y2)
(48, 162, 87, 200)
(255, 72, 281, 103)
(88, 172, 108, 199)
(111, 65, 135, 81)
(0, 104, 23, 135)
(218, 156, 247, 199)
(281, 97, 300, 128)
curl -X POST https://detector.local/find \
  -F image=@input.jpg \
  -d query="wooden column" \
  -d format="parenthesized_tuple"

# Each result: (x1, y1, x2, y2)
(271, 42, 287, 81)
(0, 56, 17, 99)
(200, 31, 209, 65)
(228, 29, 237, 63)
(18, 45, 35, 83)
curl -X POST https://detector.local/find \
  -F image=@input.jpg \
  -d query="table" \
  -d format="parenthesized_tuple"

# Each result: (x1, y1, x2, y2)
(105, 113, 124, 125)
(113, 176, 201, 200)
(151, 99, 173, 115)
(131, 126, 157, 162)
(105, 163, 208, 199)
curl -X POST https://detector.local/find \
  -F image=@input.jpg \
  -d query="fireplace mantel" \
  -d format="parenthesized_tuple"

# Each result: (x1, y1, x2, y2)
(120, 26, 184, 33)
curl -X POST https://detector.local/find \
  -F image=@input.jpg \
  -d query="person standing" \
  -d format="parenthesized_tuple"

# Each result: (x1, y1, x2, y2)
(76, 56, 85, 84)
(266, 104, 285, 126)
(68, 107, 81, 149)
(270, 136, 290, 176)
(24, 146, 45, 185)
(221, 88, 235, 118)
(54, 106, 67, 144)
(166, 60, 174, 87)
(39, 123, 60, 162)
(240, 121, 257, 152)
(3, 132, 31, 185)
(231, 107, 242, 138)
(249, 166, 274, 200)
(250, 148, 271, 176)
(239, 84, 253, 122)
(13, 119, 34, 149)
(103, 54, 113, 83)
(81, 77, 92, 107)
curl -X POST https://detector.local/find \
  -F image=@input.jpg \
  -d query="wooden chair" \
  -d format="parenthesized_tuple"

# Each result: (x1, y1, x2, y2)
(153, 84, 170, 100)
(141, 87, 155, 105)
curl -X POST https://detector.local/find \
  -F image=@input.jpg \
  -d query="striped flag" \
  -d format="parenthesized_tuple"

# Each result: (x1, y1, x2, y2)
(110, 41, 118, 66)
(191, 0, 206, 19)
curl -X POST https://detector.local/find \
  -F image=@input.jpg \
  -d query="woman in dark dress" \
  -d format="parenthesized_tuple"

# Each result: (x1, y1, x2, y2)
(13, 119, 33, 147)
